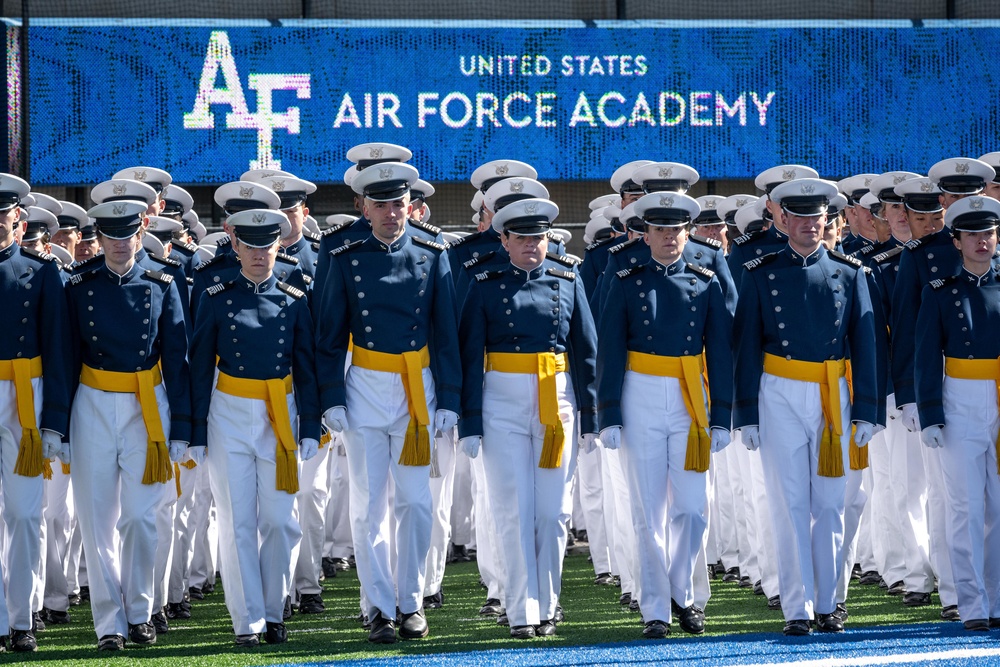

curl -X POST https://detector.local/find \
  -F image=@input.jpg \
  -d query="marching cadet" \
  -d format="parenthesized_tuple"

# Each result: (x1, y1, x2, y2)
(52, 201, 88, 259)
(158, 185, 201, 276)
(0, 175, 71, 652)
(188, 208, 319, 646)
(408, 180, 444, 244)
(915, 196, 1000, 631)
(596, 193, 732, 639)
(837, 174, 878, 255)
(734, 178, 877, 636)
(252, 174, 321, 287)
(979, 152, 1000, 200)
(112, 166, 171, 216)
(458, 198, 598, 639)
(67, 200, 191, 651)
(74, 224, 100, 263)
(316, 161, 461, 643)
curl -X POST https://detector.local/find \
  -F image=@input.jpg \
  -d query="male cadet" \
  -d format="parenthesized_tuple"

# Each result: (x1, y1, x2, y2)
(112, 166, 171, 216)
(0, 175, 71, 652)
(255, 174, 321, 287)
(20, 207, 58, 254)
(52, 201, 88, 259)
(74, 224, 100, 263)
(837, 174, 879, 255)
(892, 156, 997, 622)
(580, 194, 626, 299)
(734, 178, 877, 636)
(316, 162, 461, 643)
(159, 184, 201, 276)
(979, 152, 1000, 200)
(717, 195, 759, 251)
(408, 180, 445, 244)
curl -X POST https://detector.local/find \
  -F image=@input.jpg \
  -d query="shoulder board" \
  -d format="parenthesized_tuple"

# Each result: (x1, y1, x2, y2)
(904, 238, 925, 251)
(743, 252, 780, 272)
(585, 236, 617, 253)
(546, 252, 581, 268)
(277, 281, 306, 299)
(930, 275, 959, 290)
(330, 239, 364, 257)
(828, 250, 863, 268)
(275, 252, 299, 266)
(71, 254, 104, 273)
(690, 235, 723, 250)
(856, 244, 876, 257)
(463, 250, 496, 269)
(206, 280, 234, 297)
(411, 236, 446, 252)
(322, 221, 352, 237)
(172, 240, 198, 254)
(20, 246, 57, 263)
(186, 277, 194, 285)
(194, 253, 226, 272)
(144, 269, 173, 284)
(216, 236, 232, 248)
(310, 241, 321, 252)
(146, 253, 182, 268)
(409, 219, 442, 236)
(608, 238, 640, 255)
(731, 230, 765, 246)
(303, 230, 322, 243)
(474, 270, 504, 282)
(546, 268, 575, 281)
(616, 265, 645, 280)
(872, 246, 904, 264)
(687, 263, 716, 279)
(546, 231, 564, 244)
(447, 230, 483, 248)
(68, 269, 99, 286)
(302, 274, 313, 286)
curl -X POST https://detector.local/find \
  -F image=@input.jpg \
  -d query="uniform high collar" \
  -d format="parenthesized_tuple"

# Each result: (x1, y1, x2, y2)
(282, 236, 308, 256)
(367, 232, 409, 254)
(784, 243, 825, 266)
(961, 265, 999, 287)
(102, 260, 142, 285)
(508, 262, 545, 281)
(0, 241, 17, 262)
(237, 271, 276, 294)
(649, 256, 684, 275)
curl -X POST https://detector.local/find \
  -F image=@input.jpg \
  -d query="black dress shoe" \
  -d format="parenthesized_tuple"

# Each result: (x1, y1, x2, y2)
(283, 596, 293, 621)
(479, 598, 502, 616)
(594, 572, 615, 585)
(188, 586, 204, 600)
(672, 600, 705, 635)
(738, 575, 753, 589)
(619, 592, 632, 606)
(851, 563, 862, 581)
(989, 617, 1000, 628)
(553, 605, 564, 623)
(510, 625, 535, 639)
(941, 605, 961, 621)
(858, 570, 881, 585)
(43, 607, 71, 624)
(753, 580, 764, 595)
(767, 595, 782, 610)
(886, 580, 905, 595)
(722, 566, 740, 583)
(128, 622, 156, 646)
(629, 598, 640, 613)
(833, 603, 849, 622)
(642, 620, 669, 638)
(32, 612, 45, 632)
(151, 610, 169, 634)
(97, 634, 124, 651)
(202, 582, 216, 595)
(535, 619, 557, 637)
(264, 621, 288, 644)
(965, 618, 990, 631)
(450, 545, 471, 562)
(368, 612, 397, 644)
(903, 591, 932, 607)
(321, 557, 339, 578)
(68, 593, 82, 606)
(298, 593, 325, 614)
(79, 586, 90, 602)
(9, 629, 36, 652)
(783, 619, 811, 636)
(234, 633, 259, 647)
(399, 610, 429, 639)
(423, 591, 444, 609)
(496, 611, 509, 626)
(166, 602, 191, 620)
(815, 612, 844, 632)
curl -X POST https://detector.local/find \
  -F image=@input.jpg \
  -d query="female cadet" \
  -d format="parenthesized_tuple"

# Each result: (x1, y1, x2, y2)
(915, 196, 1000, 631)
(458, 198, 599, 639)
(189, 209, 320, 647)
(67, 201, 191, 651)
(595, 193, 733, 639)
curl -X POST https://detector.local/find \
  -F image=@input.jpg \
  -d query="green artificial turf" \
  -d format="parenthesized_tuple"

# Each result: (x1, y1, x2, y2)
(11, 553, 946, 666)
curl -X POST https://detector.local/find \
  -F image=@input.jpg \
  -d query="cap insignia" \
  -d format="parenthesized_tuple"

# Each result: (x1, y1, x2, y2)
(955, 162, 970, 174)
(252, 212, 267, 222)
(658, 166, 674, 178)
(272, 180, 286, 192)
(659, 195, 674, 207)
(782, 169, 796, 180)
(800, 184, 815, 195)
(971, 198, 984, 210)
(133, 170, 147, 181)
(495, 164, 509, 176)
(893, 175, 907, 185)
(736, 198, 748, 207)
(920, 182, 934, 193)
(378, 167, 394, 180)
(510, 181, 523, 193)
(112, 183, 128, 196)
(112, 204, 127, 215)
(523, 202, 538, 215)
(705, 199, 717, 209)
(239, 186, 254, 199)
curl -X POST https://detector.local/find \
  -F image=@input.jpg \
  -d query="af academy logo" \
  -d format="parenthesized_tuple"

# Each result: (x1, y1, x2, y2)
(183, 31, 311, 170)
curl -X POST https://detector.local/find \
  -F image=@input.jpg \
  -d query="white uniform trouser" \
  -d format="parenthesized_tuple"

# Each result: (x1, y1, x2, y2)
(621, 371, 708, 623)
(424, 428, 456, 597)
(70, 383, 169, 639)
(342, 365, 434, 620)
(471, 453, 505, 603)
(188, 461, 217, 591)
(857, 468, 878, 573)
(868, 420, 907, 587)
(66, 521, 87, 596)
(758, 373, 850, 621)
(0, 378, 44, 631)
(576, 440, 611, 574)
(837, 467, 867, 604)
(293, 442, 332, 597)
(741, 440, 779, 598)
(481, 370, 577, 628)
(168, 462, 201, 604)
(602, 445, 636, 598)
(43, 462, 74, 613)
(152, 471, 178, 611)
(323, 440, 353, 560)
(713, 446, 739, 570)
(939, 377, 1000, 621)
(449, 448, 474, 548)
(208, 390, 301, 635)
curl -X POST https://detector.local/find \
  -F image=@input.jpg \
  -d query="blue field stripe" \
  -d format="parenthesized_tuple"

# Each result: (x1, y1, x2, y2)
(280, 623, 1000, 667)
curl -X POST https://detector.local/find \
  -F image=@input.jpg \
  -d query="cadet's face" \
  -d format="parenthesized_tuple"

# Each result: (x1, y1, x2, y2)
(146, 197, 165, 217)
(478, 207, 493, 232)
(410, 201, 427, 222)
(783, 211, 826, 255)
(502, 232, 547, 269)
(98, 232, 141, 271)
(906, 209, 945, 239)
(281, 203, 308, 243)
(954, 228, 998, 268)
(694, 223, 725, 243)
(883, 202, 910, 239)
(765, 198, 785, 231)
(75, 239, 99, 261)
(237, 239, 279, 281)
(821, 222, 840, 251)
(872, 213, 891, 243)
(939, 191, 974, 209)
(645, 225, 688, 264)
(985, 182, 1000, 201)
(0, 207, 21, 247)
(621, 191, 642, 207)
(365, 196, 411, 243)
(844, 204, 858, 231)
(52, 227, 80, 252)
(854, 207, 876, 239)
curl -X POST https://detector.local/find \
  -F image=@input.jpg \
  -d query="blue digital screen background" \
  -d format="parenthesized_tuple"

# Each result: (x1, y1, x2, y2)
(20, 19, 1000, 185)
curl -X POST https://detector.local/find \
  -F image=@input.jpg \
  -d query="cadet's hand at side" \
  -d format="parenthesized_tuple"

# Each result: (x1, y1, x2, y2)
(459, 436, 481, 459)
(710, 428, 731, 453)
(921, 425, 944, 449)
(434, 409, 459, 434)
(323, 407, 348, 433)
(186, 446, 207, 466)
(579, 432, 598, 454)
(900, 404, 920, 433)
(853, 421, 874, 447)
(41, 430, 62, 459)
(168, 440, 188, 463)
(299, 438, 319, 461)
(741, 426, 761, 451)
(599, 426, 621, 450)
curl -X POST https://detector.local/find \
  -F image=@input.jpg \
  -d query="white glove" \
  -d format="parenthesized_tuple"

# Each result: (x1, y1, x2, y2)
(41, 430, 62, 459)
(168, 440, 188, 463)
(299, 438, 319, 462)
(921, 425, 944, 449)
(459, 435, 481, 459)
(853, 422, 874, 447)
(710, 428, 731, 453)
(599, 426, 621, 450)
(186, 446, 207, 466)
(579, 432, 598, 454)
(900, 404, 920, 433)
(57, 442, 70, 465)
(323, 407, 348, 433)
(434, 409, 459, 435)
(741, 425, 761, 451)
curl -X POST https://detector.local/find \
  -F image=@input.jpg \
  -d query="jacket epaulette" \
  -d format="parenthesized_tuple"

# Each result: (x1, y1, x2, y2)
(146, 253, 182, 268)
(463, 251, 496, 269)
(68, 269, 99, 286)
(872, 246, 904, 264)
(608, 237, 640, 255)
(322, 221, 354, 237)
(194, 253, 226, 272)
(186, 277, 194, 285)
(277, 282, 306, 299)
(206, 280, 234, 297)
(448, 230, 483, 248)
(743, 252, 779, 272)
(856, 243, 877, 257)
(904, 238, 925, 251)
(475, 270, 504, 282)
(216, 236, 232, 248)
(546, 252, 581, 268)
(144, 269, 173, 284)
(276, 252, 299, 266)
(311, 241, 321, 253)
(616, 265, 645, 280)
(411, 236, 446, 252)
(303, 230, 322, 243)
(330, 239, 364, 257)
(71, 255, 104, 273)
(828, 249, 864, 268)
(172, 239, 199, 254)
(731, 229, 765, 247)
(930, 275, 959, 290)
(546, 231, 564, 245)
(20, 246, 57, 263)
(585, 236, 617, 253)
(408, 219, 442, 236)
(687, 263, 716, 279)
(690, 235, 723, 250)
(546, 268, 575, 281)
